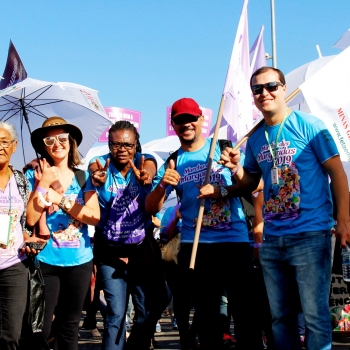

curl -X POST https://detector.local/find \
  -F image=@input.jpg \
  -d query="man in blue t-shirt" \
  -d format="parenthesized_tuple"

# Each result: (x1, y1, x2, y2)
(219, 67, 350, 350)
(145, 98, 262, 350)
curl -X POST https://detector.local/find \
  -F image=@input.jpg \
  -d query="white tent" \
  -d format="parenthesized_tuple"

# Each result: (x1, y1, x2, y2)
(142, 135, 180, 160)
(285, 55, 336, 112)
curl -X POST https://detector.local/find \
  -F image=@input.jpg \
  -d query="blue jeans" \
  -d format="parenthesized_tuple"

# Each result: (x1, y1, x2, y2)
(260, 231, 332, 350)
(0, 260, 28, 350)
(98, 261, 128, 350)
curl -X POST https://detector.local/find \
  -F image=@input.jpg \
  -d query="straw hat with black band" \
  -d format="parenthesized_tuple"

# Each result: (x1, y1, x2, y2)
(31, 116, 83, 155)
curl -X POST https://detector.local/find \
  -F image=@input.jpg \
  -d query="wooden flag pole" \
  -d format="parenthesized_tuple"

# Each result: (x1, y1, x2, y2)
(189, 87, 301, 270)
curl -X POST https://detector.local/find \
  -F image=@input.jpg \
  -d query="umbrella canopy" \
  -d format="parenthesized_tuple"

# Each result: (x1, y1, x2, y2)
(285, 56, 335, 113)
(0, 78, 111, 170)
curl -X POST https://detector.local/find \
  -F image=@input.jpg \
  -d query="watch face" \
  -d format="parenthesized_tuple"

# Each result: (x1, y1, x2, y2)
(64, 200, 72, 209)
(220, 186, 228, 198)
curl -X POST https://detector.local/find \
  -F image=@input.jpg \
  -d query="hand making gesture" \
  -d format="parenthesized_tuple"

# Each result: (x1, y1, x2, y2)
(129, 156, 153, 185)
(90, 158, 110, 187)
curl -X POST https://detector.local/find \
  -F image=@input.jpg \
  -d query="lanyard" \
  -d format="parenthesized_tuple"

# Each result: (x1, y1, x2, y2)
(264, 108, 290, 167)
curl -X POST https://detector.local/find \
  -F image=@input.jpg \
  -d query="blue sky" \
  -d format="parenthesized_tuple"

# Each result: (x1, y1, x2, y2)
(1, 0, 349, 144)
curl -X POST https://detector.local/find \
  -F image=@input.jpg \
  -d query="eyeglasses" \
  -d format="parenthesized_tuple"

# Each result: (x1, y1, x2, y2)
(251, 82, 284, 95)
(0, 140, 15, 148)
(43, 133, 70, 147)
(172, 115, 200, 125)
(109, 141, 135, 150)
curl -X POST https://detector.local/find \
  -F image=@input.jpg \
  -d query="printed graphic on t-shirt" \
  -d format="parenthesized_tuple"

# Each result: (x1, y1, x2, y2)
(183, 162, 232, 230)
(0, 205, 20, 255)
(257, 140, 300, 221)
(52, 218, 82, 248)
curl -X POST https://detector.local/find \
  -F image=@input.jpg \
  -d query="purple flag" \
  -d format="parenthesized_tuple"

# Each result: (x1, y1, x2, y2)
(0, 40, 27, 90)
(221, 0, 253, 147)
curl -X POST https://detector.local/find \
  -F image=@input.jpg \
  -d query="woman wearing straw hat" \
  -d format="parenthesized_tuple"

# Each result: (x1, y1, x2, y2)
(25, 116, 100, 350)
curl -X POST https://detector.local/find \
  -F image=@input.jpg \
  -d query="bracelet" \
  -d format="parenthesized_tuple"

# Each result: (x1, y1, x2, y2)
(36, 186, 48, 195)
(38, 192, 52, 207)
(254, 243, 262, 249)
(231, 164, 241, 176)
(159, 183, 167, 189)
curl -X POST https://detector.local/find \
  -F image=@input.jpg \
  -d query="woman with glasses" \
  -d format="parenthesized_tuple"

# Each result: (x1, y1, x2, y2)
(25, 116, 100, 350)
(0, 121, 45, 350)
(89, 120, 167, 350)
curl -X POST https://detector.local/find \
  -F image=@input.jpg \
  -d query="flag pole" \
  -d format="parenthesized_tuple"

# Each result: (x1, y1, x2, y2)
(189, 94, 226, 270)
(189, 87, 300, 269)
(270, 0, 277, 68)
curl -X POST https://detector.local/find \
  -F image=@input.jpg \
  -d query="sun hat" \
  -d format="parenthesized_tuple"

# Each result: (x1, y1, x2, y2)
(171, 98, 202, 119)
(31, 116, 83, 154)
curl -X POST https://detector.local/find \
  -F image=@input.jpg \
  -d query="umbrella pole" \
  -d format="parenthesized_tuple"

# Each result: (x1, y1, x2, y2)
(20, 99, 42, 170)
(189, 94, 226, 270)
(189, 87, 301, 269)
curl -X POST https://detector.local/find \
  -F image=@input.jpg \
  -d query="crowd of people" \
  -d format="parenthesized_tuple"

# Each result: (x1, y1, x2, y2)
(0, 66, 349, 350)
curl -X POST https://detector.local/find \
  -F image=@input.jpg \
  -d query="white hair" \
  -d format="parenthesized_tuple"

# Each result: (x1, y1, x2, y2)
(0, 122, 18, 141)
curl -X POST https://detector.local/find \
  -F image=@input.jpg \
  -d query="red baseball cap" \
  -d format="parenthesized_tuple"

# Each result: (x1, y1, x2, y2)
(171, 98, 203, 119)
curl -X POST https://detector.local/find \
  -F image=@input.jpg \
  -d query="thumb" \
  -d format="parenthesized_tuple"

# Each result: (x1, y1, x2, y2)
(169, 159, 176, 170)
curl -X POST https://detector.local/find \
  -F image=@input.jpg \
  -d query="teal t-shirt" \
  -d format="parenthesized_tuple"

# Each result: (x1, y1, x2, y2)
(244, 110, 338, 236)
(26, 169, 95, 266)
(153, 139, 249, 243)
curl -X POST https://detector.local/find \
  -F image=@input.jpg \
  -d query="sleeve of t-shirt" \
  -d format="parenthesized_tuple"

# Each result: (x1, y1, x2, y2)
(83, 171, 96, 193)
(25, 169, 35, 192)
(242, 140, 260, 173)
(308, 118, 339, 164)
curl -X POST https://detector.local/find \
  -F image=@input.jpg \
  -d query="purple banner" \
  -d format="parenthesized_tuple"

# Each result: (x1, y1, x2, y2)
(0, 40, 27, 90)
(99, 107, 141, 142)
(166, 106, 212, 137)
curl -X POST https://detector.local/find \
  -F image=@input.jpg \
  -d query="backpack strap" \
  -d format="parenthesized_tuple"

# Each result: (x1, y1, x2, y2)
(73, 168, 86, 191)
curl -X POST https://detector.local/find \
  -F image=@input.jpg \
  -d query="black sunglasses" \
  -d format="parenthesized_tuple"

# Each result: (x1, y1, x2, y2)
(251, 82, 284, 95)
(172, 115, 200, 125)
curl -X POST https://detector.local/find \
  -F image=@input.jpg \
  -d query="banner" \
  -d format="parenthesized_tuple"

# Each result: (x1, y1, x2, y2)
(166, 106, 212, 137)
(99, 107, 141, 142)
(0, 40, 27, 90)
(300, 46, 350, 162)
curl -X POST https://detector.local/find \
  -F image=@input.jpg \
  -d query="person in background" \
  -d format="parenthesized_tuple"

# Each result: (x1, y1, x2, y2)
(26, 116, 100, 350)
(220, 66, 350, 350)
(0, 121, 45, 350)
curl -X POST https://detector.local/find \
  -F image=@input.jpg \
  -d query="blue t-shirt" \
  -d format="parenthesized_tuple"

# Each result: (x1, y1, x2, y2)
(89, 153, 156, 229)
(244, 110, 338, 236)
(26, 169, 95, 266)
(153, 139, 249, 243)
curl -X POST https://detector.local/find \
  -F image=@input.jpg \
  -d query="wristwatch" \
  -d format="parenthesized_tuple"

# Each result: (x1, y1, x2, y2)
(219, 186, 228, 198)
(59, 196, 73, 211)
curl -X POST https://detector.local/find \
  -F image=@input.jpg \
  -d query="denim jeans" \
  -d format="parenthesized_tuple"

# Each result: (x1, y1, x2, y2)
(0, 260, 28, 350)
(260, 231, 332, 350)
(98, 260, 128, 350)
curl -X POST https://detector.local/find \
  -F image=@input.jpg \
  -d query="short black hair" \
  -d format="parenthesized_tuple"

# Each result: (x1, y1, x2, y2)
(108, 120, 142, 153)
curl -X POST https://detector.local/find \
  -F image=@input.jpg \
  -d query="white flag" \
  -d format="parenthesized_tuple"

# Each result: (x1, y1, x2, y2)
(222, 0, 253, 145)
(300, 46, 350, 162)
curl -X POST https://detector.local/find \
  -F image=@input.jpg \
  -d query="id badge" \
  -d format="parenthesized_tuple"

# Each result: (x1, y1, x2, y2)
(271, 166, 278, 185)
(0, 214, 12, 246)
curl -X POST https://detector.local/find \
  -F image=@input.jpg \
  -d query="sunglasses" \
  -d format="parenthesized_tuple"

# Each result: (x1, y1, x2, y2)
(109, 141, 135, 150)
(251, 82, 284, 95)
(43, 133, 70, 147)
(172, 115, 200, 125)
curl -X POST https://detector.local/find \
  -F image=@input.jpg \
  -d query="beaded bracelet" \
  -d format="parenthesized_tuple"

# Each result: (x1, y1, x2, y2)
(159, 183, 167, 189)
(254, 243, 262, 249)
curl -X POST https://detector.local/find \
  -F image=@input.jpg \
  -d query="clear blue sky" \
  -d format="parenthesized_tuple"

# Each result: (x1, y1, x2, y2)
(1, 0, 349, 144)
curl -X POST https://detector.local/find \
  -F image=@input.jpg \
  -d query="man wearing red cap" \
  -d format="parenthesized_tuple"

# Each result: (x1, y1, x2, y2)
(146, 98, 262, 350)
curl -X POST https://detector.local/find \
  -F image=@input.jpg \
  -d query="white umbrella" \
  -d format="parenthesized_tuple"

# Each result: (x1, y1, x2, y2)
(0, 77, 111, 170)
(285, 56, 336, 113)
(142, 136, 180, 160)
